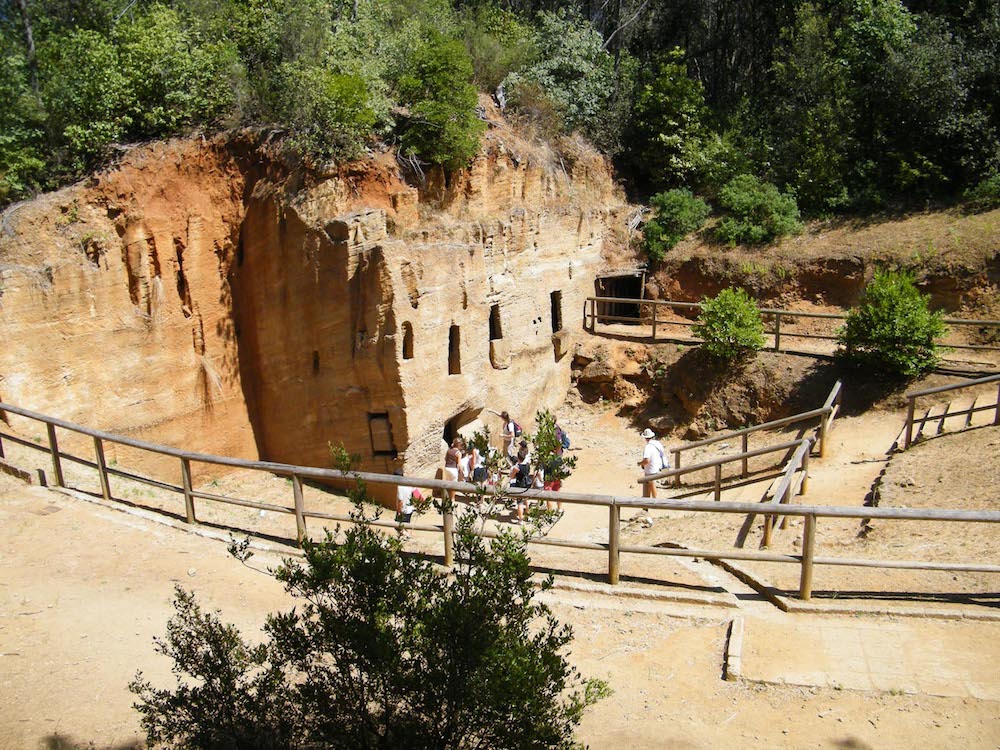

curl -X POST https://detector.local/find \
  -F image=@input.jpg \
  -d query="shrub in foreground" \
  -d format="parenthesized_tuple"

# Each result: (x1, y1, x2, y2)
(130, 474, 606, 748)
(715, 174, 803, 245)
(963, 174, 1000, 212)
(693, 287, 766, 361)
(643, 188, 712, 262)
(837, 269, 945, 378)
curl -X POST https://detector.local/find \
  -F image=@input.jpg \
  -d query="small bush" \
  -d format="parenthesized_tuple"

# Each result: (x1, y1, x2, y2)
(283, 67, 376, 160)
(715, 174, 803, 245)
(693, 287, 766, 360)
(963, 174, 1000, 212)
(837, 269, 945, 377)
(643, 189, 712, 262)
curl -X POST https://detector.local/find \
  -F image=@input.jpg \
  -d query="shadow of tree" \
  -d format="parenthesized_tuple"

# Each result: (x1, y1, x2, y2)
(42, 734, 142, 750)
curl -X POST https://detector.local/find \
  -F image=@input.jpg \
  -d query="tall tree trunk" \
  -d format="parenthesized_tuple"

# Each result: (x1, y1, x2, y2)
(15, 0, 38, 93)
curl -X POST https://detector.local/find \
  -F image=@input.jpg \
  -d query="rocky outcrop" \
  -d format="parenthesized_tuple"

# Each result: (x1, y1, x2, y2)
(0, 121, 629, 480)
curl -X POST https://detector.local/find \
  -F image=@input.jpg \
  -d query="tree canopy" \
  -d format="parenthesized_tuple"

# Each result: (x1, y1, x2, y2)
(2, 0, 998, 215)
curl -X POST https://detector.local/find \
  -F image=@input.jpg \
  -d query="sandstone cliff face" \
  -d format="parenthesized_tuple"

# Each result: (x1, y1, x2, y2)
(0, 124, 627, 480)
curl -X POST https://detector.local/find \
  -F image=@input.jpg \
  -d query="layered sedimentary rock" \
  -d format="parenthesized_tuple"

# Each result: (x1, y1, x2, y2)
(0, 119, 627, 481)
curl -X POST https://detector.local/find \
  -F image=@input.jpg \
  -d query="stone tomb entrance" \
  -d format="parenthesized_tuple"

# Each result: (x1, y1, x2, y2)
(443, 406, 485, 448)
(595, 272, 644, 324)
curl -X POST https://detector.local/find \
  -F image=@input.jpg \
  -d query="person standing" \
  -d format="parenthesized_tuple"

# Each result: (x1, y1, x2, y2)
(443, 438, 463, 505)
(394, 469, 422, 540)
(638, 428, 666, 499)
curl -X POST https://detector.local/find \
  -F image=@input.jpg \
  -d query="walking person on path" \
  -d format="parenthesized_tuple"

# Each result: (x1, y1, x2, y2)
(637, 428, 667, 500)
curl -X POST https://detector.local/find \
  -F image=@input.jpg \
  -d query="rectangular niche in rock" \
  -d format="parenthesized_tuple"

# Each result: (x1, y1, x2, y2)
(448, 325, 461, 375)
(550, 290, 563, 333)
(368, 413, 397, 457)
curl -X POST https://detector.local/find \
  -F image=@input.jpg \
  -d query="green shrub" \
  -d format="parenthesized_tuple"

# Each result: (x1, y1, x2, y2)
(837, 269, 945, 377)
(643, 189, 712, 262)
(39, 29, 133, 173)
(532, 408, 577, 483)
(693, 287, 766, 360)
(963, 174, 1000, 212)
(458, 5, 537, 90)
(115, 6, 239, 137)
(397, 32, 485, 169)
(283, 66, 376, 160)
(131, 463, 607, 748)
(715, 174, 803, 245)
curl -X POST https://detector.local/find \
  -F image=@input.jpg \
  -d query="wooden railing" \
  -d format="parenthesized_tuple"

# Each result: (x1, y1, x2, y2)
(583, 297, 1000, 354)
(2, 400, 1000, 602)
(637, 438, 811, 500)
(667, 382, 842, 485)
(902, 373, 1000, 450)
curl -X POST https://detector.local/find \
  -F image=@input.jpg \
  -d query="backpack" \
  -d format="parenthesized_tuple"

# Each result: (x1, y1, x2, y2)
(512, 420, 523, 438)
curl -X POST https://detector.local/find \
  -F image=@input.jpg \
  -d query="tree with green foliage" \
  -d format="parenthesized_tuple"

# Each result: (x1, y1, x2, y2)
(963, 174, 1000, 212)
(457, 3, 537, 90)
(628, 49, 731, 193)
(531, 408, 577, 485)
(502, 9, 631, 154)
(837, 269, 945, 378)
(642, 188, 711, 262)
(715, 174, 802, 246)
(130, 468, 607, 749)
(397, 31, 485, 169)
(693, 287, 766, 361)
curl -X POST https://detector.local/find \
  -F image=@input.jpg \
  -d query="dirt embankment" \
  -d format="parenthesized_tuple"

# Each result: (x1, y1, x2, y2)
(642, 208, 1000, 318)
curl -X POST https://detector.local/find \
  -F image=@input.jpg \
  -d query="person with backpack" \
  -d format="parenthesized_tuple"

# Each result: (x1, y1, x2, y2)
(637, 428, 668, 500)
(488, 409, 521, 465)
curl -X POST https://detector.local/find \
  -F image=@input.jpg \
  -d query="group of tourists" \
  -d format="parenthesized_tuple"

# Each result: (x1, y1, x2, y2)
(395, 410, 670, 529)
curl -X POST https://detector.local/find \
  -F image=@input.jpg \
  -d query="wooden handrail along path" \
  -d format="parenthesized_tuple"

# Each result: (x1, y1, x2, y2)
(2, 400, 1000, 602)
(901, 373, 1000, 450)
(584, 296, 1000, 354)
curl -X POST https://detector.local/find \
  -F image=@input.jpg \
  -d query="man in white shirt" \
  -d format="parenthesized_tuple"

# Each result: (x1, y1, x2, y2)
(638, 428, 667, 499)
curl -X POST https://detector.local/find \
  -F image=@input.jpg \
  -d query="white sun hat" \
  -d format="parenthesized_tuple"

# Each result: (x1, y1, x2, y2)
(640, 428, 655, 439)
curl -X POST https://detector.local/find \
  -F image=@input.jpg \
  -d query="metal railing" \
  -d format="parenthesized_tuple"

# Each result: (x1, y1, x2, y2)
(2, 400, 1000, 602)
(583, 297, 1000, 353)
(902, 373, 1000, 450)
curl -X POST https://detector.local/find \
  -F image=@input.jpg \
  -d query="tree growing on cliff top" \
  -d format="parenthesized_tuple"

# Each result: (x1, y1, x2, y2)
(130, 461, 607, 749)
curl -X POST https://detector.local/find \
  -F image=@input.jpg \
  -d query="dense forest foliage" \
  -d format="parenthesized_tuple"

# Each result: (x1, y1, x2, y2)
(2, 0, 998, 218)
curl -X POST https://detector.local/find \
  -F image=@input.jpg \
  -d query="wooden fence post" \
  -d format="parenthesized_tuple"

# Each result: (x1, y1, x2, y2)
(181, 458, 196, 524)
(799, 514, 817, 600)
(994, 382, 1000, 425)
(799, 447, 810, 496)
(818, 411, 829, 458)
(46, 422, 64, 487)
(651, 303, 658, 340)
(904, 397, 916, 449)
(292, 474, 307, 546)
(741, 434, 749, 477)
(608, 504, 620, 585)
(93, 436, 111, 501)
(773, 312, 782, 352)
(0, 430, 5, 458)
(714, 464, 722, 501)
(443, 503, 455, 567)
(673, 450, 682, 488)
(762, 512, 773, 548)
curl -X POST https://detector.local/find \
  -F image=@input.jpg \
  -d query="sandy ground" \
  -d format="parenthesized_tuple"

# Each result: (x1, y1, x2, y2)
(3, 381, 1000, 749)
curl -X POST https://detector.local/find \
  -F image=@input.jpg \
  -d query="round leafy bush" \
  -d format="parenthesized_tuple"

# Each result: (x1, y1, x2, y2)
(643, 188, 711, 262)
(963, 174, 1000, 212)
(837, 269, 945, 377)
(693, 287, 766, 360)
(715, 174, 803, 245)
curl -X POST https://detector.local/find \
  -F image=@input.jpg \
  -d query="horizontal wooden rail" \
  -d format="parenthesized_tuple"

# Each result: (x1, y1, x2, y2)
(584, 297, 1000, 354)
(3, 399, 1000, 602)
(902, 373, 1000, 449)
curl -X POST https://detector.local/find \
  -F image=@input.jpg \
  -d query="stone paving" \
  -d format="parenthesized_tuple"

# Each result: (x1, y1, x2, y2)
(741, 615, 1000, 700)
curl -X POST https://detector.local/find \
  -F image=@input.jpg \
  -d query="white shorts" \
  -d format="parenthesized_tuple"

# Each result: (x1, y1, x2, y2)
(443, 467, 459, 481)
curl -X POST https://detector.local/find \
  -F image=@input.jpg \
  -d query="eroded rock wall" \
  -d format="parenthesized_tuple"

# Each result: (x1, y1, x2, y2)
(0, 124, 627, 480)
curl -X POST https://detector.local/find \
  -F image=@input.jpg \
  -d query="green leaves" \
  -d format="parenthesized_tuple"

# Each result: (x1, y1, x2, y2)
(693, 287, 766, 361)
(643, 188, 712, 262)
(837, 269, 945, 378)
(132, 464, 604, 748)
(715, 174, 802, 246)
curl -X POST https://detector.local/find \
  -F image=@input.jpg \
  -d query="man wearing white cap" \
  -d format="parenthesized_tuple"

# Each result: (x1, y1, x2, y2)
(638, 428, 667, 499)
